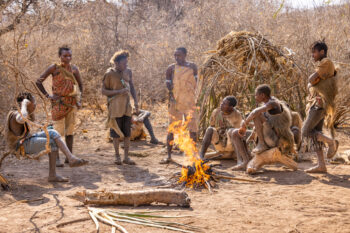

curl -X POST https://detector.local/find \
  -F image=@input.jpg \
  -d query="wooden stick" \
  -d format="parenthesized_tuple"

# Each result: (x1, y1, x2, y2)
(56, 217, 90, 228)
(204, 180, 212, 193)
(213, 175, 265, 183)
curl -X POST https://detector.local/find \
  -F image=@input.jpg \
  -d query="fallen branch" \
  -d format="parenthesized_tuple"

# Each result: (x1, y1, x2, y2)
(71, 189, 191, 207)
(213, 175, 264, 183)
(56, 217, 90, 228)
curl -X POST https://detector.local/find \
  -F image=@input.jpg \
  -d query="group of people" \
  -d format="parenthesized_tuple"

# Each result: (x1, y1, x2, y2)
(3, 40, 340, 183)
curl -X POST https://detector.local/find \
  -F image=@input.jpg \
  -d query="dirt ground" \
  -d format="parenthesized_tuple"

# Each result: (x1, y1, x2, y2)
(1, 105, 350, 233)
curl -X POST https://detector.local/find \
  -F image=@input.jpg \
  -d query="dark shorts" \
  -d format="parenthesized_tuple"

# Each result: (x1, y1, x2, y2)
(110, 116, 132, 138)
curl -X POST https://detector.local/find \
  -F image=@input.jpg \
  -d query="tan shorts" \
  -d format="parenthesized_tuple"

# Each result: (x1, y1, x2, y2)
(53, 107, 76, 136)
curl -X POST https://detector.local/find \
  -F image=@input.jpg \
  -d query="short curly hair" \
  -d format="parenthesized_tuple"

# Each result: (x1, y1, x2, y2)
(16, 92, 34, 103)
(256, 84, 271, 97)
(110, 50, 130, 64)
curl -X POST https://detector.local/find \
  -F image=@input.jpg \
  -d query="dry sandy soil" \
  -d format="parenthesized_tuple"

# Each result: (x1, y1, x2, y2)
(1, 105, 350, 233)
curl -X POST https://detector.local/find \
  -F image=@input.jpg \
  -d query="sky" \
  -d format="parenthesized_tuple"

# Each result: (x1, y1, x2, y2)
(285, 0, 344, 9)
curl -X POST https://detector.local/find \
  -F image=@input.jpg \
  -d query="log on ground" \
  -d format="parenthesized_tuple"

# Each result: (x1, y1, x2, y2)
(71, 189, 191, 207)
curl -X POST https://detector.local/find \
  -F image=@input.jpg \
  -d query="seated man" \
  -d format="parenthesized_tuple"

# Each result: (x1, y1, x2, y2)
(233, 84, 296, 171)
(130, 109, 159, 144)
(5, 92, 88, 182)
(199, 96, 242, 160)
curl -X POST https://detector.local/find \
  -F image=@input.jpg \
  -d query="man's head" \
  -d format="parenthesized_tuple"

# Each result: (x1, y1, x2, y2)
(220, 96, 237, 114)
(17, 92, 36, 114)
(111, 50, 129, 71)
(58, 46, 72, 64)
(255, 84, 271, 103)
(311, 41, 328, 62)
(174, 47, 187, 65)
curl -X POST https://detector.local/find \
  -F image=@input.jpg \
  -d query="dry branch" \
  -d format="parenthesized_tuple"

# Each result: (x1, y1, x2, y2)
(72, 189, 191, 207)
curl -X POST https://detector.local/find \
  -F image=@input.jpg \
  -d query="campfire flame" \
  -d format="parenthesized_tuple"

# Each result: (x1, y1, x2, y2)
(168, 114, 211, 188)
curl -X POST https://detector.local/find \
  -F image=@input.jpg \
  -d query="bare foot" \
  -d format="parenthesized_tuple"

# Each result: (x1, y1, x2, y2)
(305, 165, 327, 173)
(114, 155, 122, 165)
(159, 157, 173, 164)
(69, 158, 89, 167)
(48, 175, 69, 182)
(231, 163, 248, 171)
(123, 158, 136, 165)
(150, 138, 160, 144)
(252, 142, 268, 154)
(327, 140, 339, 159)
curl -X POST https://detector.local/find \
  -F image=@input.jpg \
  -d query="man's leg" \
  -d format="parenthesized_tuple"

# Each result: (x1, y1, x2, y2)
(302, 107, 328, 172)
(64, 109, 76, 163)
(305, 148, 327, 173)
(143, 117, 159, 144)
(120, 116, 135, 165)
(199, 127, 214, 159)
(48, 151, 69, 182)
(112, 138, 122, 165)
(64, 135, 73, 163)
(123, 137, 135, 165)
(231, 129, 250, 170)
(316, 133, 339, 159)
(252, 113, 268, 154)
(160, 133, 174, 164)
(110, 119, 122, 165)
(291, 126, 302, 151)
(53, 117, 65, 167)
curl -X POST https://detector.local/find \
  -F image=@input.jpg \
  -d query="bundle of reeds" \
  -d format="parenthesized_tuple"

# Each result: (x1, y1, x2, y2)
(197, 31, 305, 136)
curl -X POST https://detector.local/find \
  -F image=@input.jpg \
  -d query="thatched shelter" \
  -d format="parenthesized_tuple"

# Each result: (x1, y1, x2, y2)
(197, 31, 306, 136)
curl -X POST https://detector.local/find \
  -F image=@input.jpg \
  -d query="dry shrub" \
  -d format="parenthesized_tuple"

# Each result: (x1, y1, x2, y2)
(198, 31, 305, 135)
(334, 62, 350, 128)
(1, 0, 350, 131)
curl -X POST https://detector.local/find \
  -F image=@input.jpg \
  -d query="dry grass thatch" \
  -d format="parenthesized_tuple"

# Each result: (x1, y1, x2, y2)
(197, 31, 307, 136)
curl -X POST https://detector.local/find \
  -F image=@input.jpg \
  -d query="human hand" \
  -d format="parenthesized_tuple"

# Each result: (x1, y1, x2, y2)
(119, 88, 129, 95)
(166, 80, 173, 90)
(238, 127, 246, 137)
(48, 94, 60, 101)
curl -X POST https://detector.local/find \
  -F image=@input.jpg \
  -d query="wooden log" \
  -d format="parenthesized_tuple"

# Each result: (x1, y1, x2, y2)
(71, 189, 191, 207)
(246, 147, 298, 174)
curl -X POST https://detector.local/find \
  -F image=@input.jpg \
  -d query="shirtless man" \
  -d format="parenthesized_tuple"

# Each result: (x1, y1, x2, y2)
(102, 50, 138, 165)
(36, 46, 83, 167)
(199, 96, 242, 160)
(5, 92, 88, 182)
(160, 47, 198, 164)
(235, 84, 295, 170)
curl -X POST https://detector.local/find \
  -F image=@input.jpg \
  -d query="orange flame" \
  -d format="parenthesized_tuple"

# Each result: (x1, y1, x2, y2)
(168, 114, 211, 188)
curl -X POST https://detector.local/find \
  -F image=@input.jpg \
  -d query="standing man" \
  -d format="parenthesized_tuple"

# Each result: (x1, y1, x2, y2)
(36, 46, 83, 167)
(102, 50, 138, 165)
(302, 41, 339, 173)
(160, 47, 198, 164)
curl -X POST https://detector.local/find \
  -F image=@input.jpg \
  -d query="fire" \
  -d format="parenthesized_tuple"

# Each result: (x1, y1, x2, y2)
(168, 114, 211, 188)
